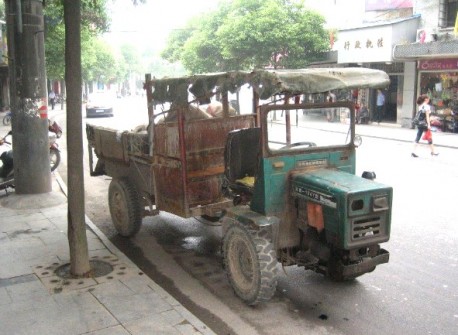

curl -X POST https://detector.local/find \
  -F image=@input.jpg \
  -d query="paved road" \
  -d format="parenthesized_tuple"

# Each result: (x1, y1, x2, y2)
(3, 100, 457, 335)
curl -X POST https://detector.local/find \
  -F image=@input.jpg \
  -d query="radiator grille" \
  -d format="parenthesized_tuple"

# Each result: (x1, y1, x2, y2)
(351, 216, 382, 241)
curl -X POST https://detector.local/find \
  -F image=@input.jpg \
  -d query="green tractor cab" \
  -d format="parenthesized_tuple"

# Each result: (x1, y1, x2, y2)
(221, 70, 392, 305)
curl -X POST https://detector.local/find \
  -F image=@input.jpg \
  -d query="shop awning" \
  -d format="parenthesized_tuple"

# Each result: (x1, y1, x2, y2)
(393, 39, 458, 60)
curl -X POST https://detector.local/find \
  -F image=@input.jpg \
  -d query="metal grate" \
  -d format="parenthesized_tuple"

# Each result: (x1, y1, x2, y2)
(351, 216, 382, 241)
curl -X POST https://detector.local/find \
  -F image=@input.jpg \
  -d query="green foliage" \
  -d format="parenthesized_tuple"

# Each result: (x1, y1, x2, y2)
(86, 39, 118, 83)
(161, 0, 330, 73)
(120, 44, 143, 77)
(145, 46, 185, 78)
(0, 2, 4, 21)
(44, 0, 112, 81)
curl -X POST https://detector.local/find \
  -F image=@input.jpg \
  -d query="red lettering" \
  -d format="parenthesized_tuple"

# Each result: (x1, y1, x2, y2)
(419, 59, 458, 71)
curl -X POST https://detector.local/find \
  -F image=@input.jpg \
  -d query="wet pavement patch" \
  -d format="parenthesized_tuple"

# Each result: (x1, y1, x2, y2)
(0, 274, 37, 288)
(9, 229, 43, 238)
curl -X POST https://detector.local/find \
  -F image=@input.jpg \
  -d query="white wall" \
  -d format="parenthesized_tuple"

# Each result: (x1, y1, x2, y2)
(414, 0, 440, 29)
(400, 61, 417, 126)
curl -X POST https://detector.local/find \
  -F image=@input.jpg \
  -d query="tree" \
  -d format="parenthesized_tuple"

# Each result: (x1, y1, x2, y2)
(162, 0, 330, 73)
(44, 0, 111, 86)
(62, 0, 145, 278)
(0, 2, 5, 20)
(64, 0, 91, 277)
(117, 43, 144, 93)
(89, 39, 118, 84)
(161, 4, 235, 73)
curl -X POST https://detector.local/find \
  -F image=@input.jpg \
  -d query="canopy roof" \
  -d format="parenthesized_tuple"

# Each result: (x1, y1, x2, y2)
(148, 67, 390, 103)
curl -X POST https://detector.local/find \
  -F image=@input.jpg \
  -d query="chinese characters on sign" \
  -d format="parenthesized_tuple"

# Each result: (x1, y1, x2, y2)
(343, 37, 384, 51)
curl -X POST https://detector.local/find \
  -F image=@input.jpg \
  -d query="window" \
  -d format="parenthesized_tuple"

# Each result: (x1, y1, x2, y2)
(439, 0, 458, 28)
(266, 106, 353, 152)
(446, 0, 458, 27)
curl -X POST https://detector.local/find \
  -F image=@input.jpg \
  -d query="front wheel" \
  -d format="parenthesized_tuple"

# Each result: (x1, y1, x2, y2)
(223, 223, 278, 305)
(49, 148, 61, 172)
(3, 114, 11, 126)
(108, 178, 143, 237)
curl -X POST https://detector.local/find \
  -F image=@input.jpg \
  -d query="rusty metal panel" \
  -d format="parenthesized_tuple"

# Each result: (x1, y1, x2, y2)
(187, 174, 225, 207)
(184, 116, 254, 207)
(153, 156, 186, 217)
(154, 123, 180, 158)
(153, 115, 255, 217)
(184, 116, 254, 153)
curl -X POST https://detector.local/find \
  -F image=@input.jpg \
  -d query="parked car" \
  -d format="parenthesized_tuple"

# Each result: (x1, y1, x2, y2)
(86, 91, 114, 118)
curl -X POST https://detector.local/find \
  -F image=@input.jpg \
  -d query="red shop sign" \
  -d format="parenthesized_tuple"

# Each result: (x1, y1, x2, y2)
(418, 59, 458, 71)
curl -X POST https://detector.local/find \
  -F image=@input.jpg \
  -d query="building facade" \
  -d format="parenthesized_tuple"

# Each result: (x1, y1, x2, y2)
(314, 0, 458, 131)
(393, 0, 458, 131)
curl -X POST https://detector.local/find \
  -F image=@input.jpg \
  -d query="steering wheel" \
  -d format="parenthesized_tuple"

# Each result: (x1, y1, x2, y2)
(280, 141, 317, 150)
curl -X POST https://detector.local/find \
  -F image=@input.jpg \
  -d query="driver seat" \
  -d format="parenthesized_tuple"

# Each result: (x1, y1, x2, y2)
(224, 127, 261, 195)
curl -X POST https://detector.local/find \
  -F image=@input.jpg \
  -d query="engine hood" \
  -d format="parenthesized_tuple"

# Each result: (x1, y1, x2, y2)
(291, 169, 390, 201)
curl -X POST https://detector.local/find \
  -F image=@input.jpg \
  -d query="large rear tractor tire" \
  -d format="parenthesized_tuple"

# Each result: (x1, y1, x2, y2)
(223, 223, 278, 305)
(108, 178, 142, 237)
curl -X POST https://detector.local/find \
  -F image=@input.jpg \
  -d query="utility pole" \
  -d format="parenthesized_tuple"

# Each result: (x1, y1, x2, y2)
(5, 0, 51, 194)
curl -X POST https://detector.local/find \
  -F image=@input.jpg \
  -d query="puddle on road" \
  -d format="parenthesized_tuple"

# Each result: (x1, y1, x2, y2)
(181, 236, 220, 255)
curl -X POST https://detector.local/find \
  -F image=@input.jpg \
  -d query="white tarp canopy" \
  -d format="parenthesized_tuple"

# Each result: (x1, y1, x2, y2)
(149, 67, 390, 103)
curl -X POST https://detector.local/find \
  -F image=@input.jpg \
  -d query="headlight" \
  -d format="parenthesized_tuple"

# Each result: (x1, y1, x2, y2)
(372, 195, 389, 212)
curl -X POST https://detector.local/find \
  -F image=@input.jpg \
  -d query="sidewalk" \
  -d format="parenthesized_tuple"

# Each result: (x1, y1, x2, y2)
(355, 121, 458, 149)
(0, 173, 216, 335)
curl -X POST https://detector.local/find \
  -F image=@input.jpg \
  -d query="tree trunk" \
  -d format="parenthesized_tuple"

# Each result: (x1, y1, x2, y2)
(64, 0, 91, 277)
(5, 0, 51, 194)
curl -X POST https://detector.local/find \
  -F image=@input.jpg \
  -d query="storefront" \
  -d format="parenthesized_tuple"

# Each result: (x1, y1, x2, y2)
(418, 58, 458, 132)
(336, 15, 420, 124)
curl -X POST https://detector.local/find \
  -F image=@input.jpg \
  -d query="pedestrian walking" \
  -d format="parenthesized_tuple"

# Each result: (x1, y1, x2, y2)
(412, 94, 438, 157)
(326, 91, 337, 122)
(49, 90, 56, 110)
(374, 89, 385, 123)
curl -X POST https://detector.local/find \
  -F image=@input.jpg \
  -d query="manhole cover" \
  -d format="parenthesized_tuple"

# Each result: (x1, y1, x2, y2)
(55, 260, 113, 279)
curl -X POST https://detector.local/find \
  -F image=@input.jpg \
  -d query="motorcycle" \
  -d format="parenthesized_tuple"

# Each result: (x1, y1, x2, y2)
(2, 111, 12, 126)
(0, 131, 14, 192)
(48, 120, 62, 172)
(0, 121, 63, 192)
